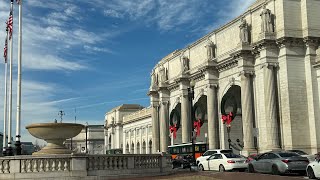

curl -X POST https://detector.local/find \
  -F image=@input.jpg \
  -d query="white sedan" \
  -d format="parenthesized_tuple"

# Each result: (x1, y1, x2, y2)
(306, 159, 320, 179)
(198, 153, 248, 172)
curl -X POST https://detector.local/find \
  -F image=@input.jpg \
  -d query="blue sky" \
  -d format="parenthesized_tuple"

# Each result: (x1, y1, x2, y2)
(0, 0, 255, 142)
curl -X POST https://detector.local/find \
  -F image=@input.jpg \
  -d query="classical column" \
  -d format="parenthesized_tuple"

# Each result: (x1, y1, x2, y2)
(240, 71, 255, 153)
(122, 130, 126, 154)
(128, 130, 131, 154)
(134, 129, 137, 154)
(160, 100, 169, 152)
(207, 84, 218, 149)
(140, 127, 142, 154)
(181, 89, 191, 143)
(264, 63, 280, 150)
(151, 103, 160, 153)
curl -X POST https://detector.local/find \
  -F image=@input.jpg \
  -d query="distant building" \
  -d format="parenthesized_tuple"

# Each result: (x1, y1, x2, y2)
(104, 104, 152, 154)
(21, 142, 35, 155)
(65, 125, 104, 154)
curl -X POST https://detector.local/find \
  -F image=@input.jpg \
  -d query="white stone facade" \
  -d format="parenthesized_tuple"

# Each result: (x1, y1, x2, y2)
(65, 125, 104, 154)
(148, 0, 320, 156)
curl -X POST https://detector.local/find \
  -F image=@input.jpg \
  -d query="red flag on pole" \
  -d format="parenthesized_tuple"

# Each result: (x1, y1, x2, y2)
(7, 11, 13, 40)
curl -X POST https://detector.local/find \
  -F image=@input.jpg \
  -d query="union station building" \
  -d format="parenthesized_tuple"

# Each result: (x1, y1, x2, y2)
(105, 0, 320, 156)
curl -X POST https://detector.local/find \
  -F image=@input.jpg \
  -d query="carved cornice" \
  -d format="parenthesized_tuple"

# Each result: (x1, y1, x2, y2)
(123, 107, 152, 124)
(313, 62, 320, 69)
(167, 83, 179, 92)
(216, 58, 238, 72)
(276, 37, 304, 48)
(252, 38, 277, 52)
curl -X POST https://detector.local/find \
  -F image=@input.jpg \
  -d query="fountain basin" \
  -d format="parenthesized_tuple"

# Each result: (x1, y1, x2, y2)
(26, 123, 84, 155)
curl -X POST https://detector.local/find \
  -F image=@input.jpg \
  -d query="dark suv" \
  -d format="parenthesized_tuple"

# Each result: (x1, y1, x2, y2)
(172, 155, 194, 169)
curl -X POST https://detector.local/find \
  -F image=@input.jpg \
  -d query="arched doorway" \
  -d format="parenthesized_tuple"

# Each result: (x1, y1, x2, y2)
(169, 103, 181, 144)
(136, 142, 140, 154)
(142, 141, 146, 154)
(221, 85, 243, 154)
(193, 95, 208, 144)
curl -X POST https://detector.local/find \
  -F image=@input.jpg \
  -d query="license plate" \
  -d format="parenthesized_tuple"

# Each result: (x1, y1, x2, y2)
(236, 161, 244, 163)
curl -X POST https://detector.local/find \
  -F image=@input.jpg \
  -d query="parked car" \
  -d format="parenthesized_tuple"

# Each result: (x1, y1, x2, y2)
(248, 151, 309, 175)
(246, 153, 261, 163)
(171, 154, 193, 169)
(306, 158, 320, 179)
(287, 150, 316, 162)
(196, 149, 232, 165)
(198, 153, 247, 172)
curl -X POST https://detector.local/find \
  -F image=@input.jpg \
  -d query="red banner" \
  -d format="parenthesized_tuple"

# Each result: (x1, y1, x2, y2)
(222, 112, 233, 127)
(193, 119, 201, 136)
(169, 124, 177, 139)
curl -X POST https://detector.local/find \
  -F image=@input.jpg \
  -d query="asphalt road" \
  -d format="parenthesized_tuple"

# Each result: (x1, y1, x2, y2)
(119, 169, 308, 180)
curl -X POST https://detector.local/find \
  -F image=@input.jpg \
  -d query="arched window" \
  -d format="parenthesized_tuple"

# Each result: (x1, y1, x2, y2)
(136, 142, 140, 154)
(142, 141, 146, 154)
(131, 142, 134, 154)
(108, 135, 112, 150)
(126, 143, 129, 154)
(148, 140, 152, 154)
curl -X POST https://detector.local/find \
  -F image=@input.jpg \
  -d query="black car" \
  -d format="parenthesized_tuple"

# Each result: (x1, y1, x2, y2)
(172, 155, 194, 169)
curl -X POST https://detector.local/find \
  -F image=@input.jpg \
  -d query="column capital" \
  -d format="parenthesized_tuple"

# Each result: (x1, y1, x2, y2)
(207, 83, 218, 89)
(239, 70, 255, 77)
(160, 101, 169, 106)
(261, 62, 279, 70)
(276, 37, 304, 48)
(304, 37, 319, 49)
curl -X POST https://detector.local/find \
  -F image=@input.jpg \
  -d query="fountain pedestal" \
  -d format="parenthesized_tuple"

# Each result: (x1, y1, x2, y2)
(26, 123, 84, 155)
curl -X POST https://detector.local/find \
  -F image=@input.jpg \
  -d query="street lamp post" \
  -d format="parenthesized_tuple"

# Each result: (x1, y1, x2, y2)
(85, 122, 88, 154)
(227, 126, 231, 149)
(188, 80, 196, 163)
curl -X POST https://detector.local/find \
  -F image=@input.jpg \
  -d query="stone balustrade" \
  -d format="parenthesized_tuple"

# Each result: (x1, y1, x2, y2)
(0, 154, 172, 179)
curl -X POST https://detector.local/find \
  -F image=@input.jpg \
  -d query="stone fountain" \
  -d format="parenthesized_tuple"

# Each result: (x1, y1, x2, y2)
(26, 122, 84, 155)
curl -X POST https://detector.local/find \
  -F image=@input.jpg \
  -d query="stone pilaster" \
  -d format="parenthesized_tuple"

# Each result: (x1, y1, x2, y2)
(178, 78, 191, 143)
(134, 129, 137, 154)
(240, 70, 255, 155)
(207, 84, 219, 149)
(148, 90, 160, 153)
(304, 37, 320, 153)
(159, 87, 170, 153)
(129, 130, 131, 153)
(160, 100, 169, 152)
(263, 62, 280, 150)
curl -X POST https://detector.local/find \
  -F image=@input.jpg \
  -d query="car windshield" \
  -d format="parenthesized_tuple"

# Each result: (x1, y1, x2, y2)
(278, 152, 300, 158)
(220, 150, 232, 154)
(289, 150, 307, 155)
(224, 153, 242, 158)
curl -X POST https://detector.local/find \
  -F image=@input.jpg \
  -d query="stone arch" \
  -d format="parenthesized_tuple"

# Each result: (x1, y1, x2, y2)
(220, 84, 243, 154)
(169, 103, 181, 144)
(220, 77, 241, 97)
(170, 97, 181, 112)
(194, 88, 205, 104)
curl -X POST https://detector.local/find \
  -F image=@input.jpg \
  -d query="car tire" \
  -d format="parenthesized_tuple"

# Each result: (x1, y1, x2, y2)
(181, 163, 185, 169)
(172, 163, 175, 169)
(307, 167, 316, 179)
(248, 164, 255, 173)
(219, 165, 225, 172)
(272, 165, 280, 175)
(199, 164, 204, 171)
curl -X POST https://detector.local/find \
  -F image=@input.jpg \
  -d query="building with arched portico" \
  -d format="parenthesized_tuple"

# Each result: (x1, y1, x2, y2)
(148, 0, 320, 156)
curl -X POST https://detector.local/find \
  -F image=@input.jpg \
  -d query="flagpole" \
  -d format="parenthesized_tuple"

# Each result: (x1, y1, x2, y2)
(2, 29, 9, 156)
(7, 0, 14, 156)
(15, 0, 22, 155)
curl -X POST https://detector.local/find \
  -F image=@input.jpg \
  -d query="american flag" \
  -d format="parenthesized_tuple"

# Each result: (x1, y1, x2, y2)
(16, 0, 21, 4)
(3, 32, 8, 63)
(7, 11, 13, 40)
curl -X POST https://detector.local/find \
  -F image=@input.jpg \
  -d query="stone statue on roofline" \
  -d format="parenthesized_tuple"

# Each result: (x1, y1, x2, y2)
(239, 18, 249, 44)
(151, 70, 158, 88)
(205, 38, 216, 60)
(180, 49, 190, 73)
(260, 4, 274, 33)
(159, 65, 168, 83)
